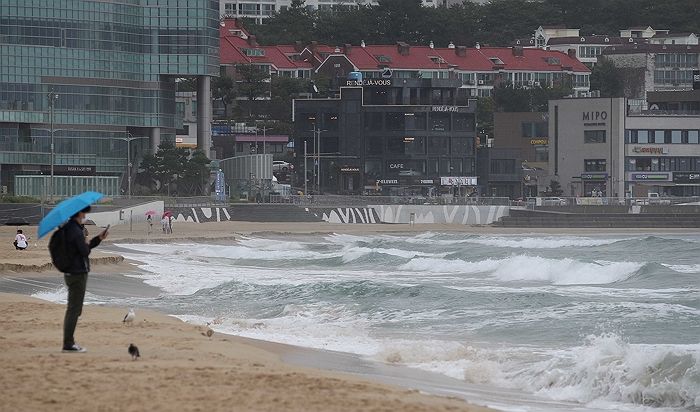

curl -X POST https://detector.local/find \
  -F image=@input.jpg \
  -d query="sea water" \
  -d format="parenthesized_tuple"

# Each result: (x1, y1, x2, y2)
(45, 233, 700, 410)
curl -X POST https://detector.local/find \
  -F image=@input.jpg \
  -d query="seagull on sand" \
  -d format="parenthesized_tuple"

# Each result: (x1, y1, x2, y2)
(123, 308, 135, 326)
(128, 344, 140, 360)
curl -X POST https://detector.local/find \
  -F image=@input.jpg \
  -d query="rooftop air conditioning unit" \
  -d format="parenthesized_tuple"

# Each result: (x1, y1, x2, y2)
(478, 79, 485, 85)
(534, 81, 541, 87)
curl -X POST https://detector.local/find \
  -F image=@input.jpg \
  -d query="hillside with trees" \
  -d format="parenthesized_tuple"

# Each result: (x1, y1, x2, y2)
(245, 0, 699, 48)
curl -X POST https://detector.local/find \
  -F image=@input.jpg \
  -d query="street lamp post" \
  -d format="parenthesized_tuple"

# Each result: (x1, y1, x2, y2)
(304, 140, 308, 195)
(47, 90, 59, 202)
(309, 125, 327, 194)
(114, 134, 148, 198)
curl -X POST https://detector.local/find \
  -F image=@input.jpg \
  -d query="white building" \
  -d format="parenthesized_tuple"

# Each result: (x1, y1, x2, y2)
(221, 0, 467, 23)
(516, 26, 672, 68)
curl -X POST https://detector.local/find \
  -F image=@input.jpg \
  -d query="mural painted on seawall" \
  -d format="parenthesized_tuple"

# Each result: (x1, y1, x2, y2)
(170, 207, 232, 223)
(320, 208, 381, 224)
(370, 205, 510, 225)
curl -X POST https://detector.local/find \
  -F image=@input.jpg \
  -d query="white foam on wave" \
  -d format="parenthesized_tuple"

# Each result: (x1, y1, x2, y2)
(464, 236, 627, 249)
(515, 334, 700, 409)
(400, 255, 643, 285)
(662, 263, 700, 274)
(491, 256, 644, 285)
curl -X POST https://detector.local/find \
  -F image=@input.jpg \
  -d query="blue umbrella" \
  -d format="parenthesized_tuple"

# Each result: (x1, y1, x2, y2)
(37, 191, 104, 239)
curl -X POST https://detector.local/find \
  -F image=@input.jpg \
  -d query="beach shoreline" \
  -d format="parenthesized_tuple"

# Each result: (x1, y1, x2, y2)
(1, 221, 698, 274)
(0, 290, 498, 412)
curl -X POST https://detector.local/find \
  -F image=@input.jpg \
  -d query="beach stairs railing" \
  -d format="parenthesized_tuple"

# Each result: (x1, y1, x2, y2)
(494, 209, 700, 228)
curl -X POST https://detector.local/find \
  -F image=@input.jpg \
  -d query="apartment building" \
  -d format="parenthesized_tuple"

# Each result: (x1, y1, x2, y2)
(220, 0, 464, 23)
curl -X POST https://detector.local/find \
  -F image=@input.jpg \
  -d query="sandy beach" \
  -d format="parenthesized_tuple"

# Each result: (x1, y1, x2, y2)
(0, 292, 494, 412)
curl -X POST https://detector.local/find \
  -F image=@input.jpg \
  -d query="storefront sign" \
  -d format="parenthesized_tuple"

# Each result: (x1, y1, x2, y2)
(632, 146, 668, 155)
(582, 111, 607, 121)
(431, 106, 459, 112)
(694, 70, 700, 90)
(418, 179, 435, 185)
(580, 173, 608, 180)
(340, 167, 360, 173)
(530, 139, 548, 145)
(345, 79, 392, 87)
(377, 179, 398, 185)
(632, 173, 670, 181)
(40, 165, 96, 176)
(389, 163, 404, 169)
(673, 172, 700, 184)
(440, 176, 478, 186)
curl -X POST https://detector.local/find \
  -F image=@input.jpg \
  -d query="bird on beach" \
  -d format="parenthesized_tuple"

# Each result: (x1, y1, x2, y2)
(128, 344, 140, 360)
(123, 308, 135, 326)
(204, 322, 214, 339)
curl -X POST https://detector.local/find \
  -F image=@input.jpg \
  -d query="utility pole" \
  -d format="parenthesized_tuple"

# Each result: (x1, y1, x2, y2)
(304, 140, 308, 195)
(47, 89, 59, 203)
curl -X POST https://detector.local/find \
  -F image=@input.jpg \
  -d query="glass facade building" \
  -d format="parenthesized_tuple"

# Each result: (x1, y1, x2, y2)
(0, 0, 219, 196)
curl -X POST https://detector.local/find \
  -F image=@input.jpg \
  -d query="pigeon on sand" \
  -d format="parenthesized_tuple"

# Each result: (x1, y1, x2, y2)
(128, 344, 140, 360)
(123, 308, 135, 326)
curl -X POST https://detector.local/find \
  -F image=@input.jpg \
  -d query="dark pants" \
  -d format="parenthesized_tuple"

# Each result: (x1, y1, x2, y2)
(63, 273, 87, 348)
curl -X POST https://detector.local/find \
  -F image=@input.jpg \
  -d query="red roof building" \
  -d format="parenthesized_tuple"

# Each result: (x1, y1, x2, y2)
(220, 19, 591, 97)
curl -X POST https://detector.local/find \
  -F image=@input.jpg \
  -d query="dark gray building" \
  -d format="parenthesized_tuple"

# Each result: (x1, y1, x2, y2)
(292, 78, 477, 195)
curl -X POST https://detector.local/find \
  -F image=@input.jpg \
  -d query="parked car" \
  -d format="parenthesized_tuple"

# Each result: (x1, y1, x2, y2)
(542, 197, 569, 206)
(273, 161, 292, 173)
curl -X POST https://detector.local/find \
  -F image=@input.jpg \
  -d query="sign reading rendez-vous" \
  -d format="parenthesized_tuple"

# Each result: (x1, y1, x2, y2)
(345, 79, 392, 86)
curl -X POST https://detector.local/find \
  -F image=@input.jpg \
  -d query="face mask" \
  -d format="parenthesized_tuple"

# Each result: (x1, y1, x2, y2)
(80, 217, 88, 225)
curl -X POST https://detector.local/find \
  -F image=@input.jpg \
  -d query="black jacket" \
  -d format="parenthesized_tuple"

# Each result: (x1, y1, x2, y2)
(64, 219, 102, 274)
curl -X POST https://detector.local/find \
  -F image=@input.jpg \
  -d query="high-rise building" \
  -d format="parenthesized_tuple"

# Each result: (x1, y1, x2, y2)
(0, 0, 219, 198)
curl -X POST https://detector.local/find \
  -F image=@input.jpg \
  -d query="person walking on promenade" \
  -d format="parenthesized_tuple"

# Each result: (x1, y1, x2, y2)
(60, 206, 109, 353)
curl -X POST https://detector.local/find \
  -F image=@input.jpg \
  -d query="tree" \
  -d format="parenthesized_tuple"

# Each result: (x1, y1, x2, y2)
(270, 76, 309, 121)
(179, 150, 211, 196)
(212, 74, 237, 118)
(547, 180, 564, 196)
(236, 64, 270, 118)
(590, 58, 624, 98)
(135, 143, 210, 196)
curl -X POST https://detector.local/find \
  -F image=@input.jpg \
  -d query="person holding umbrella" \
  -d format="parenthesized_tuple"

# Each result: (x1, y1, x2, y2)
(38, 191, 109, 353)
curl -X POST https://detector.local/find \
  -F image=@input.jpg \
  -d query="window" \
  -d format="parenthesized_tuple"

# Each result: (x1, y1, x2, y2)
(490, 159, 516, 174)
(427, 136, 449, 154)
(405, 112, 427, 130)
(689, 130, 699, 144)
(522, 121, 548, 138)
(242, 48, 265, 57)
(584, 159, 606, 172)
(535, 146, 548, 162)
(366, 136, 383, 155)
(584, 130, 606, 143)
(430, 113, 450, 131)
(386, 113, 405, 131)
(672, 130, 682, 144)
(653, 130, 665, 144)
(454, 113, 474, 131)
(364, 112, 383, 131)
(452, 137, 474, 155)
